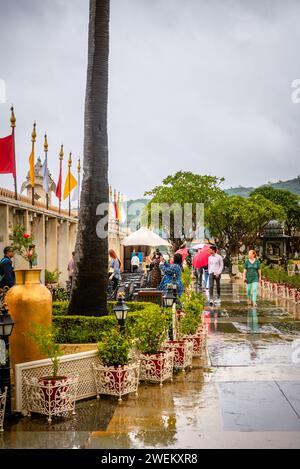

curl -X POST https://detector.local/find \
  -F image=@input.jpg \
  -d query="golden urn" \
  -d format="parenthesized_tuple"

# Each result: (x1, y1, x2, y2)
(5, 269, 52, 367)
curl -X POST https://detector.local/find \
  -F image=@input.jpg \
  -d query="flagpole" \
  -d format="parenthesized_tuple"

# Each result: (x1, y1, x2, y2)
(59, 145, 63, 214)
(68, 152, 72, 217)
(77, 158, 81, 214)
(10, 106, 18, 200)
(44, 133, 49, 210)
(31, 122, 36, 206)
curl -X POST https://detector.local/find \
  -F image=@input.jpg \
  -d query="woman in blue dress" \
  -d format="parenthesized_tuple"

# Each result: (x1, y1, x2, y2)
(159, 253, 184, 297)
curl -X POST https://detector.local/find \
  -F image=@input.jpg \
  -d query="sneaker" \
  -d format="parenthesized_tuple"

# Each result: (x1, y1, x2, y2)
(209, 299, 214, 306)
(215, 298, 221, 306)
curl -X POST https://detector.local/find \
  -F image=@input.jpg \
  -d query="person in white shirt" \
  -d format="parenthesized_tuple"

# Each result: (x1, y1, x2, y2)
(208, 245, 224, 306)
(131, 252, 140, 273)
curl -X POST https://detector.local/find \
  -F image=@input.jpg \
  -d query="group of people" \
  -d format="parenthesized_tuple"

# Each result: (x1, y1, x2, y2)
(108, 243, 262, 308)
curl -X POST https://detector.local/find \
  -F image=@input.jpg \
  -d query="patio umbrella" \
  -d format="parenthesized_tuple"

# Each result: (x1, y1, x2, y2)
(175, 247, 189, 261)
(121, 227, 171, 247)
(192, 246, 211, 268)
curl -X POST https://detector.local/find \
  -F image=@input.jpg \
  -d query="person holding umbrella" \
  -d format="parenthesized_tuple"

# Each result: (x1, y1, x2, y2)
(208, 245, 224, 306)
(192, 245, 211, 291)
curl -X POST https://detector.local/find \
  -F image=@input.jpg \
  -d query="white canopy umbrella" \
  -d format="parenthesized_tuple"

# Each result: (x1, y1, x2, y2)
(121, 227, 171, 247)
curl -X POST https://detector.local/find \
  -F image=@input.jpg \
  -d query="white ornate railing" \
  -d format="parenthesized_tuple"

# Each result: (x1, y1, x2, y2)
(15, 350, 100, 413)
(0, 387, 7, 432)
(139, 350, 174, 385)
(24, 376, 79, 423)
(92, 361, 140, 402)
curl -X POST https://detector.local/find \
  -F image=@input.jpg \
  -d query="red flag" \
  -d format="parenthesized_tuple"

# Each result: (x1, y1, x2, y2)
(56, 159, 62, 200)
(0, 134, 15, 176)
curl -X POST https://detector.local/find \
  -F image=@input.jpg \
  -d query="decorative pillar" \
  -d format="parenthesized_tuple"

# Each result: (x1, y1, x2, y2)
(45, 218, 58, 273)
(58, 220, 69, 287)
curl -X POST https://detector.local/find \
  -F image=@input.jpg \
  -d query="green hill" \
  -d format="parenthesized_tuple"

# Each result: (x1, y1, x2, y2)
(225, 176, 300, 197)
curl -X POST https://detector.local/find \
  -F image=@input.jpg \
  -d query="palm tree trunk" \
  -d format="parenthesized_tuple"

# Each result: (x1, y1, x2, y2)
(69, 0, 110, 316)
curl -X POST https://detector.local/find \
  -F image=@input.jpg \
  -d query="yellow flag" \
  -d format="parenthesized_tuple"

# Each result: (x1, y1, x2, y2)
(29, 150, 34, 187)
(63, 169, 77, 200)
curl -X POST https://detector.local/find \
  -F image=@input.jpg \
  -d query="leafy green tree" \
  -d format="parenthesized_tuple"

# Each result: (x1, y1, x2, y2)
(250, 186, 300, 236)
(144, 171, 225, 250)
(205, 195, 285, 270)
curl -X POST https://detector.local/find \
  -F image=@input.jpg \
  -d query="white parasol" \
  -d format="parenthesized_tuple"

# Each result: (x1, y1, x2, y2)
(121, 227, 171, 247)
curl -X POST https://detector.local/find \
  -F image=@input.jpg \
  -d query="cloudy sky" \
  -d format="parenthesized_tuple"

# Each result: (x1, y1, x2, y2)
(0, 0, 300, 204)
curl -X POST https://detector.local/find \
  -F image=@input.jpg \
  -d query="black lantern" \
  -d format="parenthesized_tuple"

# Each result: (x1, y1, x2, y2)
(0, 306, 15, 416)
(0, 309, 15, 337)
(163, 284, 177, 308)
(113, 295, 129, 334)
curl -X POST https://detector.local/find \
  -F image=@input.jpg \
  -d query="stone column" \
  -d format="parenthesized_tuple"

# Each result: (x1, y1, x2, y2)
(0, 204, 9, 255)
(58, 220, 69, 287)
(32, 214, 46, 283)
(45, 217, 58, 273)
(69, 222, 77, 258)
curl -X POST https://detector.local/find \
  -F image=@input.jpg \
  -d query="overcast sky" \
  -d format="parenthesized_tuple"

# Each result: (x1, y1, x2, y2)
(0, 0, 300, 204)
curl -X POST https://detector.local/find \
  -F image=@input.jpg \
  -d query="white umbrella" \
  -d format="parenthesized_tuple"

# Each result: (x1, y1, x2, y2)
(121, 227, 171, 247)
(190, 243, 209, 250)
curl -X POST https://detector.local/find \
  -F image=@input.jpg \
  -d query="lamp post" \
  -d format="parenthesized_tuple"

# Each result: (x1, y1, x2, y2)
(113, 295, 129, 334)
(0, 305, 15, 416)
(163, 284, 178, 341)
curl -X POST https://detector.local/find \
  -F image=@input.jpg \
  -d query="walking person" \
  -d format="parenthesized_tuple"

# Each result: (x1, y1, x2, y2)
(131, 252, 140, 273)
(0, 246, 15, 290)
(243, 250, 261, 307)
(67, 251, 75, 285)
(109, 249, 122, 291)
(208, 246, 224, 306)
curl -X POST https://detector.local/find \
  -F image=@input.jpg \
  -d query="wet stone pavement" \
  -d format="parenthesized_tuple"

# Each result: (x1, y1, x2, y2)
(1, 278, 300, 449)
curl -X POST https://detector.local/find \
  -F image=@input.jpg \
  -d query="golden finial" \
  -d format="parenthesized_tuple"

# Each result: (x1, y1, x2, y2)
(77, 158, 81, 173)
(59, 144, 64, 160)
(68, 152, 72, 168)
(31, 122, 37, 143)
(10, 106, 16, 129)
(44, 133, 48, 152)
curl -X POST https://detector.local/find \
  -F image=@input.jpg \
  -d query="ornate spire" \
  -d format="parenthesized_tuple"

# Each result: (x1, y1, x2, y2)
(10, 106, 16, 129)
(31, 122, 37, 143)
(44, 133, 48, 153)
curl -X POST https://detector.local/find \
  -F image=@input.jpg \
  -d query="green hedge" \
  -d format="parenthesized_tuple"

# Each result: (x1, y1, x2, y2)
(262, 265, 300, 289)
(52, 301, 162, 344)
(52, 300, 160, 317)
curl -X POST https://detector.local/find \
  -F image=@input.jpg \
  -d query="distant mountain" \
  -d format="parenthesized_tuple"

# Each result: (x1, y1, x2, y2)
(225, 176, 300, 197)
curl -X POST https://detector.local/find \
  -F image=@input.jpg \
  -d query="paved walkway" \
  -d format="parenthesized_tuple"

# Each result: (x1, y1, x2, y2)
(2, 279, 300, 449)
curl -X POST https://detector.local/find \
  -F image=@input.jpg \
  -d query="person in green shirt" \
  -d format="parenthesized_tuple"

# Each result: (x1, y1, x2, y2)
(243, 250, 261, 307)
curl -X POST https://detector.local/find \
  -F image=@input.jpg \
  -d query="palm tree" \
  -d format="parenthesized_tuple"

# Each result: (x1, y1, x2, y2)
(69, 0, 110, 316)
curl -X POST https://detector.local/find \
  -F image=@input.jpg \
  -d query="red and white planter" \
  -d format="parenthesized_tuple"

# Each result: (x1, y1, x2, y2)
(164, 339, 193, 370)
(139, 350, 174, 386)
(92, 361, 140, 402)
(24, 375, 79, 423)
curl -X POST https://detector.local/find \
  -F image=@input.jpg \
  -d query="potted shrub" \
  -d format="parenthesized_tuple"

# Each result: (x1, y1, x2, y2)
(24, 323, 78, 422)
(92, 328, 140, 401)
(132, 305, 174, 385)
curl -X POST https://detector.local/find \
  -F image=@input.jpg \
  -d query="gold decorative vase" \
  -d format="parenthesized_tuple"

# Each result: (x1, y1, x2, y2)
(5, 269, 52, 367)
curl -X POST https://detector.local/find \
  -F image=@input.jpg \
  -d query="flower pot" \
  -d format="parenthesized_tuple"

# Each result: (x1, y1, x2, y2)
(5, 269, 52, 368)
(92, 361, 140, 401)
(139, 350, 174, 385)
(38, 376, 69, 414)
(164, 339, 193, 370)
(182, 334, 203, 357)
(24, 375, 79, 423)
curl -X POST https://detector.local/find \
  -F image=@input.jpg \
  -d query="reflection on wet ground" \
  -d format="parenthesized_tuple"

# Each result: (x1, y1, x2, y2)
(2, 280, 300, 449)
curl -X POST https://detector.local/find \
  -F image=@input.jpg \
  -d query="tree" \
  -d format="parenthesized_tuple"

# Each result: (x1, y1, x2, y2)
(69, 0, 110, 316)
(144, 171, 225, 250)
(205, 195, 285, 270)
(250, 186, 300, 236)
